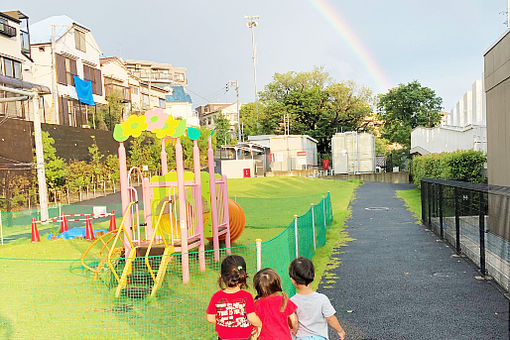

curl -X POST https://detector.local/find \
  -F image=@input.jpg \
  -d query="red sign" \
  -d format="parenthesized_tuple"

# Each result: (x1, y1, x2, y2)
(270, 153, 275, 162)
(243, 168, 251, 178)
(297, 151, 307, 157)
(322, 159, 330, 170)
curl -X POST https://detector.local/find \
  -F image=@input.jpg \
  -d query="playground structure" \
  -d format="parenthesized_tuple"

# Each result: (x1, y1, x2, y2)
(79, 109, 245, 298)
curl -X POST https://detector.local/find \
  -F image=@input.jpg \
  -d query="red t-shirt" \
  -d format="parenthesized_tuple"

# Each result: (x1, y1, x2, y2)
(254, 295, 297, 340)
(207, 289, 255, 340)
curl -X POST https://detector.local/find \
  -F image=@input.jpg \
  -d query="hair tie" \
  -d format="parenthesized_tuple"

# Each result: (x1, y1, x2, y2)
(238, 266, 243, 270)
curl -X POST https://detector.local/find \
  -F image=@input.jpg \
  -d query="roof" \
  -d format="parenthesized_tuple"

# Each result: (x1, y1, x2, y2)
(30, 15, 89, 44)
(166, 86, 192, 103)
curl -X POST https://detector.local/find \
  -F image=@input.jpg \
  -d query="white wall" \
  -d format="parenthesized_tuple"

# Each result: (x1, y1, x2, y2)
(411, 125, 487, 154)
(167, 102, 200, 126)
(221, 159, 256, 178)
(331, 132, 375, 174)
(269, 135, 318, 171)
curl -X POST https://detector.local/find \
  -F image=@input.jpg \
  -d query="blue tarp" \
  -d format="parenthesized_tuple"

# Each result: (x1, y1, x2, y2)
(47, 227, 107, 240)
(73, 75, 95, 105)
(165, 85, 192, 103)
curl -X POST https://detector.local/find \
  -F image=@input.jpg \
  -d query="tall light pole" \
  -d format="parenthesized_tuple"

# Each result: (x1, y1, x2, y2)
(245, 15, 259, 131)
(226, 80, 241, 141)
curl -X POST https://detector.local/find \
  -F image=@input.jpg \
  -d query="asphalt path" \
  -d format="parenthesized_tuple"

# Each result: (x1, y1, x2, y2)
(321, 182, 508, 340)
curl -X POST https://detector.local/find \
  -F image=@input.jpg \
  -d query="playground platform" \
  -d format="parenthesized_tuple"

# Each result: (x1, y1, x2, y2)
(322, 182, 508, 339)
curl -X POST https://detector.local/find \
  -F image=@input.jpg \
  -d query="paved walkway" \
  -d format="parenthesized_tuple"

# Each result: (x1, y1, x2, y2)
(322, 182, 508, 339)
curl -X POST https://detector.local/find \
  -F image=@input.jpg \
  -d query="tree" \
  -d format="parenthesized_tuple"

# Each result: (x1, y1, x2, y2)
(90, 90, 125, 130)
(214, 111, 235, 146)
(258, 67, 374, 154)
(377, 81, 443, 149)
(35, 131, 68, 201)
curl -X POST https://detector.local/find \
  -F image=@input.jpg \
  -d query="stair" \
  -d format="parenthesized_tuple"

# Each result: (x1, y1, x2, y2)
(116, 245, 169, 299)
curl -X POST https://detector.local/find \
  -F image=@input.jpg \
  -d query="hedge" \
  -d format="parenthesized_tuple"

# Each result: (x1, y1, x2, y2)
(411, 150, 486, 187)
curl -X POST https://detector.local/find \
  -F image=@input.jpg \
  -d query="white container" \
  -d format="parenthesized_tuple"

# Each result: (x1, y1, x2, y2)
(269, 135, 318, 171)
(331, 132, 375, 174)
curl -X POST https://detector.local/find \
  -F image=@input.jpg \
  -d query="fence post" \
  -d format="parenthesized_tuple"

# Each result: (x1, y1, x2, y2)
(311, 204, 316, 251)
(478, 192, 486, 276)
(454, 187, 461, 254)
(428, 182, 432, 226)
(256, 238, 262, 272)
(421, 179, 426, 223)
(0, 211, 3, 246)
(322, 196, 327, 228)
(439, 184, 444, 239)
(294, 215, 299, 258)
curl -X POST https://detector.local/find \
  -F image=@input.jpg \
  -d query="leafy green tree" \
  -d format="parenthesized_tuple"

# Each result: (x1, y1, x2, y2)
(90, 90, 125, 130)
(377, 81, 443, 149)
(258, 67, 373, 154)
(214, 111, 234, 146)
(35, 131, 68, 201)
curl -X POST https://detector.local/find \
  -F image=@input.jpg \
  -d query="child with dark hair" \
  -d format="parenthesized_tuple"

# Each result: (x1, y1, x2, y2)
(206, 255, 262, 340)
(253, 268, 298, 340)
(289, 257, 346, 340)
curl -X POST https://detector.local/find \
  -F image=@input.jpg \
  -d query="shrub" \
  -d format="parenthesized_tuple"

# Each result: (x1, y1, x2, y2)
(411, 150, 486, 187)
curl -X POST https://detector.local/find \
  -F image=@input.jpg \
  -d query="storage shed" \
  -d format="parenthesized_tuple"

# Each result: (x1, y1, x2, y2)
(331, 132, 375, 174)
(269, 135, 318, 171)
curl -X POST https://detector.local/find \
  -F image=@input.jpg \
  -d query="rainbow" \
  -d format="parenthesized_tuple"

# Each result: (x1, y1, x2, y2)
(307, 0, 392, 92)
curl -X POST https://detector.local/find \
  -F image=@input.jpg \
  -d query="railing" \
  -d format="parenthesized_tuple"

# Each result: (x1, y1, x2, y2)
(0, 22, 16, 38)
(420, 178, 510, 301)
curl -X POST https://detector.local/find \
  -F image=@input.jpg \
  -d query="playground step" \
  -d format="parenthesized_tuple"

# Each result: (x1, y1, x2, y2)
(127, 272, 155, 286)
(132, 257, 162, 272)
(135, 244, 166, 257)
(120, 286, 152, 299)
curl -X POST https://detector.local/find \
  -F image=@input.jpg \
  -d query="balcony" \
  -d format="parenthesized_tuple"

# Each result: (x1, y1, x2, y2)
(105, 84, 131, 103)
(0, 22, 16, 38)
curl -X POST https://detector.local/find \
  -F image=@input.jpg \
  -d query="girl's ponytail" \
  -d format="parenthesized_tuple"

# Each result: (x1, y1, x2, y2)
(219, 255, 248, 289)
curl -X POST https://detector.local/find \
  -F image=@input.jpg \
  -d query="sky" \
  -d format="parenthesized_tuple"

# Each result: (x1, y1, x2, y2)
(6, 0, 508, 111)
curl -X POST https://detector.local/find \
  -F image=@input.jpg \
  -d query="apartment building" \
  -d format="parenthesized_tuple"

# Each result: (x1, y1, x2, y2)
(123, 59, 198, 126)
(30, 15, 106, 127)
(100, 57, 167, 120)
(197, 102, 242, 131)
(0, 10, 49, 120)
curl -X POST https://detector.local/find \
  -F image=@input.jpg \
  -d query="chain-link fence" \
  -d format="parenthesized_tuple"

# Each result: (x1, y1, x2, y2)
(421, 178, 510, 294)
(0, 193, 333, 339)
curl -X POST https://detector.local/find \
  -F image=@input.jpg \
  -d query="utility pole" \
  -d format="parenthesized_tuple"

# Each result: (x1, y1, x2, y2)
(226, 80, 240, 141)
(50, 25, 58, 124)
(245, 15, 259, 131)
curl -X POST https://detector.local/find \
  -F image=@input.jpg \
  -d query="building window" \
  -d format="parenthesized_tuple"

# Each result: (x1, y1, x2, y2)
(83, 65, 103, 95)
(74, 30, 86, 52)
(56, 54, 77, 85)
(142, 94, 149, 108)
(130, 86, 138, 95)
(159, 98, 166, 108)
(4, 58, 22, 80)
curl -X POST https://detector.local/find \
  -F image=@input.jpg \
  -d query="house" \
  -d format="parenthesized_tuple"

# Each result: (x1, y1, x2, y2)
(0, 10, 49, 120)
(196, 102, 242, 131)
(122, 59, 198, 126)
(410, 80, 486, 155)
(100, 56, 167, 120)
(30, 15, 106, 127)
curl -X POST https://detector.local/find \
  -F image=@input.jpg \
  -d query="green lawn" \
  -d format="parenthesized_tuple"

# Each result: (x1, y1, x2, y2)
(0, 177, 360, 339)
(396, 188, 422, 219)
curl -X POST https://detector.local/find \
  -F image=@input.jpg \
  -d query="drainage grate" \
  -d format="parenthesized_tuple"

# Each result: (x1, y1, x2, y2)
(364, 207, 389, 211)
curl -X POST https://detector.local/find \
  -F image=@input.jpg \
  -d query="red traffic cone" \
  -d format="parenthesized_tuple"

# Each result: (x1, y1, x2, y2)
(60, 213, 68, 233)
(108, 211, 116, 232)
(31, 218, 40, 243)
(85, 216, 95, 241)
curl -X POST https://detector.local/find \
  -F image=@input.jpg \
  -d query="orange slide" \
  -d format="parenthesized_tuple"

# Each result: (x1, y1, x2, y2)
(221, 199, 245, 242)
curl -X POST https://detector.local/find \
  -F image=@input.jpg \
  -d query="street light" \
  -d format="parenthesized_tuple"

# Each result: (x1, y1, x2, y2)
(244, 15, 259, 131)
(226, 80, 240, 141)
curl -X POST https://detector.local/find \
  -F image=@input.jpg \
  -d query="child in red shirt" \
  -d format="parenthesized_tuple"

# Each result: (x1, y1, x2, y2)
(253, 268, 298, 340)
(207, 255, 262, 340)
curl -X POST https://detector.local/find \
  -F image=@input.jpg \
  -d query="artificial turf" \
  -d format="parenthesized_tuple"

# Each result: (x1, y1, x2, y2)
(0, 177, 359, 339)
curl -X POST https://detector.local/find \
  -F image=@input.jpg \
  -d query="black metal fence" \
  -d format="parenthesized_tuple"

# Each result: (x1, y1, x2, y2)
(421, 178, 510, 294)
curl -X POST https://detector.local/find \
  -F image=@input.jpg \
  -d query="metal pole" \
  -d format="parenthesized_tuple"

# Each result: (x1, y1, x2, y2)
(479, 191, 486, 276)
(428, 182, 432, 226)
(32, 94, 49, 222)
(245, 16, 259, 131)
(236, 81, 240, 141)
(294, 215, 299, 258)
(439, 184, 444, 239)
(256, 238, 262, 271)
(454, 187, 460, 254)
(0, 211, 3, 246)
(311, 204, 316, 251)
(421, 180, 426, 223)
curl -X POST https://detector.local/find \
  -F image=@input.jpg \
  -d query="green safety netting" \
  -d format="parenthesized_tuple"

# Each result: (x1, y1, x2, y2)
(0, 194, 333, 339)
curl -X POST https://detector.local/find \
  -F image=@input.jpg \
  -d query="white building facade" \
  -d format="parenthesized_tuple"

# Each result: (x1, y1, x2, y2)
(30, 15, 106, 127)
(411, 79, 487, 155)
